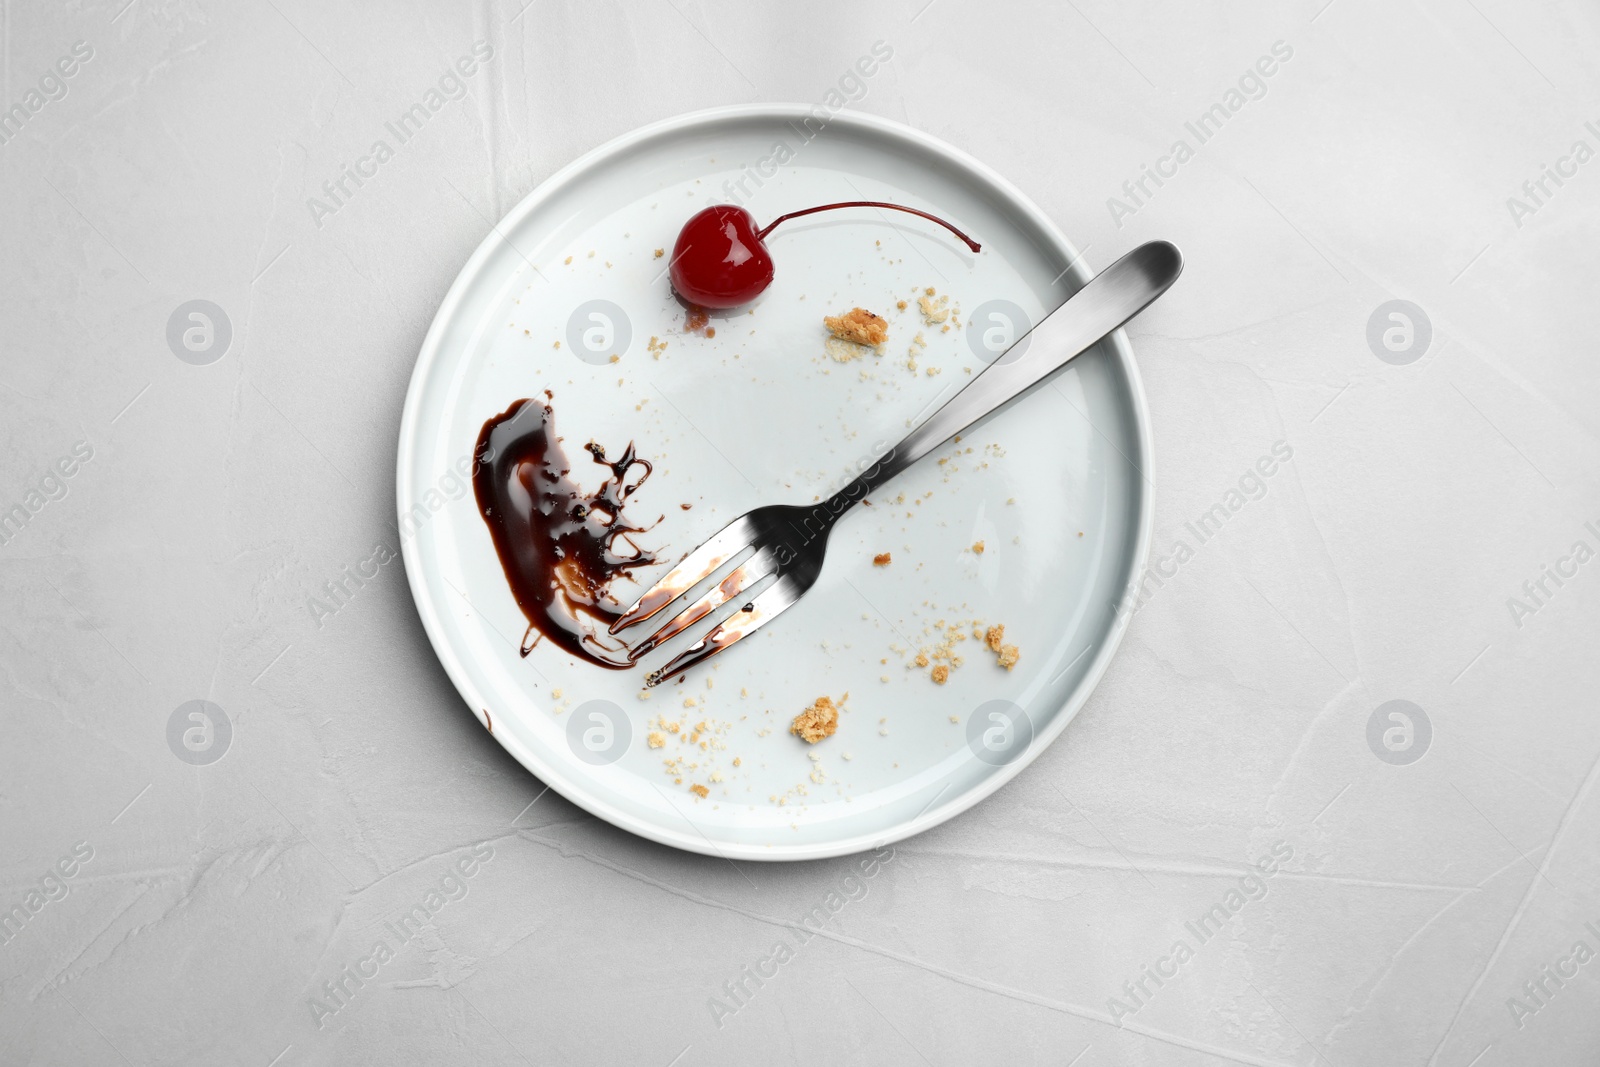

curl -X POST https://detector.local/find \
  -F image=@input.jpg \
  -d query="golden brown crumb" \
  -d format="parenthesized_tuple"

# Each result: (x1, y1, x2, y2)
(931, 665, 949, 684)
(913, 651, 929, 668)
(824, 307, 889, 346)
(896, 299, 907, 310)
(564, 256, 572, 264)
(791, 696, 839, 744)
(706, 327, 716, 339)
(972, 540, 985, 554)
(647, 731, 666, 748)
(998, 644, 1020, 670)
(654, 248, 665, 258)
(986, 624, 1005, 652)
(873, 552, 892, 566)
(690, 783, 709, 798)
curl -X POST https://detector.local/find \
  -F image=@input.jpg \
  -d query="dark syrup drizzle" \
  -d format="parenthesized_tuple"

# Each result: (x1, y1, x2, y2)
(473, 395, 657, 668)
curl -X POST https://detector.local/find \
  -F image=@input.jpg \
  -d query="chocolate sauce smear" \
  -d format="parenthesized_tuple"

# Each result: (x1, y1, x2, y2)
(473, 396, 657, 668)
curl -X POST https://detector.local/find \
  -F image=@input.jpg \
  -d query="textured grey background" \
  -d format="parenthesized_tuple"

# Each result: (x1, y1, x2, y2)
(3, 0, 1599, 1064)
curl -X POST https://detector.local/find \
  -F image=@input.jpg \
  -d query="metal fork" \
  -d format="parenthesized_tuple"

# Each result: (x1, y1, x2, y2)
(613, 240, 1184, 686)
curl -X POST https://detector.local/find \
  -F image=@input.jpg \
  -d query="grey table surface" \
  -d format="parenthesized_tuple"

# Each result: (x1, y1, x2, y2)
(4, 0, 1599, 1064)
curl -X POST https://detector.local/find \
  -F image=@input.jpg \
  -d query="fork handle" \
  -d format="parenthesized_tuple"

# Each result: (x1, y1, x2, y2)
(826, 240, 1182, 509)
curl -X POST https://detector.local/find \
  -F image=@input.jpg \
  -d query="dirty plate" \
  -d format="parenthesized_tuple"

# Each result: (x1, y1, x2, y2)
(396, 104, 1152, 860)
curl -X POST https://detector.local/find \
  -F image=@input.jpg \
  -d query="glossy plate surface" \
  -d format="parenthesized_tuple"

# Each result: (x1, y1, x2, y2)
(397, 105, 1152, 860)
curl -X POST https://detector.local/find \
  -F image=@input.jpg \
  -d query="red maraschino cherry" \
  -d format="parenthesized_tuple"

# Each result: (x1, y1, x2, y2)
(669, 201, 981, 309)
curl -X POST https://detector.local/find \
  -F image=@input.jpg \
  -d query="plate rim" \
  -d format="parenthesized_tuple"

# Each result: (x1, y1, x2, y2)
(396, 103, 1154, 861)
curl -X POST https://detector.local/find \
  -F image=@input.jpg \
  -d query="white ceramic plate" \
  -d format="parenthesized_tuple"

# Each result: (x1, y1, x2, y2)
(397, 105, 1152, 861)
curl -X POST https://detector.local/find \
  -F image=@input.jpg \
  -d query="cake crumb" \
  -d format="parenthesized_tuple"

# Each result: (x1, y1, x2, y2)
(791, 695, 839, 744)
(690, 783, 709, 798)
(986, 624, 1005, 651)
(873, 552, 892, 566)
(654, 248, 665, 258)
(824, 307, 889, 346)
(998, 644, 1021, 670)
(647, 731, 666, 748)
(918, 292, 951, 325)
(931, 664, 949, 685)
(971, 541, 985, 555)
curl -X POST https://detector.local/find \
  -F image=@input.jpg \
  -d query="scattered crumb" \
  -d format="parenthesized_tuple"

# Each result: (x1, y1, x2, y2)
(564, 256, 572, 264)
(824, 307, 889, 346)
(648, 732, 666, 748)
(986, 624, 1005, 652)
(825, 337, 874, 363)
(690, 784, 709, 798)
(931, 664, 950, 685)
(873, 552, 892, 566)
(896, 299, 908, 311)
(791, 695, 840, 744)
(998, 644, 1021, 670)
(971, 541, 985, 555)
(918, 292, 951, 325)
(654, 248, 665, 258)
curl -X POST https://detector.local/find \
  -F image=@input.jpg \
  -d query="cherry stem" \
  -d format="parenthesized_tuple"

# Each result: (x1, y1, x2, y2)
(756, 201, 981, 253)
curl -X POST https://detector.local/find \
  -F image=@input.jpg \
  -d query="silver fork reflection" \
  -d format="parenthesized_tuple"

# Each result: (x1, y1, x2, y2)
(613, 241, 1184, 686)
